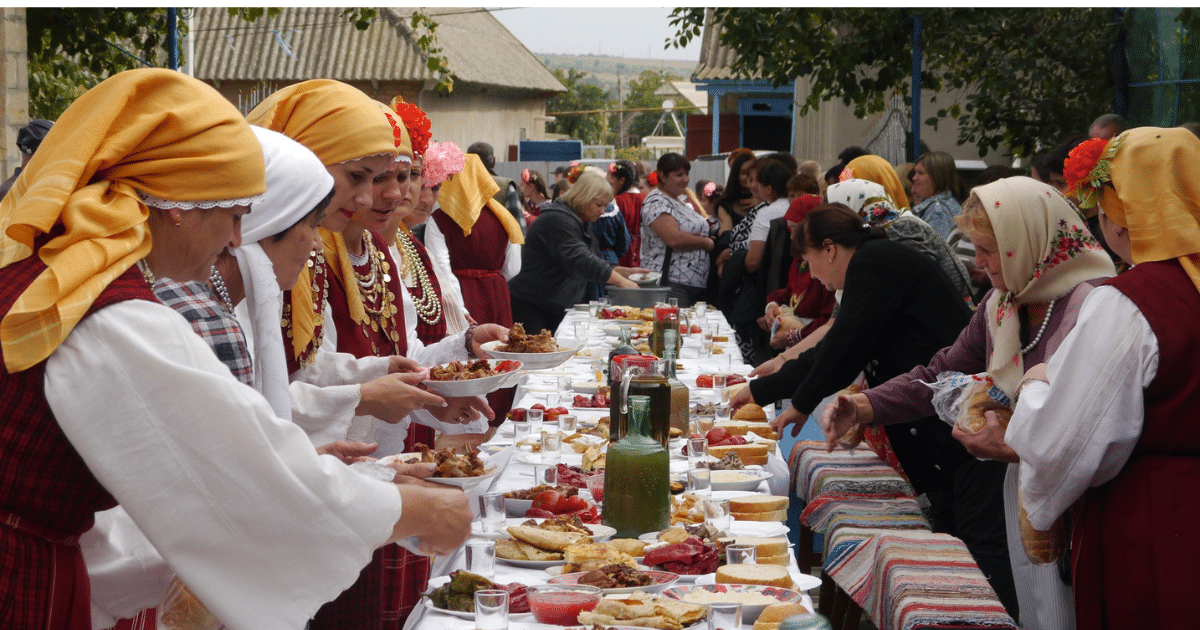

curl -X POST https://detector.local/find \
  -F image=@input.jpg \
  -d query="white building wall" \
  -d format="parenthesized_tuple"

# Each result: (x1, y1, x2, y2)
(421, 89, 552, 159)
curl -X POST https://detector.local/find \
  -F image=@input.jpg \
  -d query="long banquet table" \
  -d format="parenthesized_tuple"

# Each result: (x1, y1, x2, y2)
(403, 306, 808, 630)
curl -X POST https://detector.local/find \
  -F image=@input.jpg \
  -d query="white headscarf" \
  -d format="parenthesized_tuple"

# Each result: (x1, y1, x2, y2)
(234, 126, 334, 419)
(826, 179, 909, 226)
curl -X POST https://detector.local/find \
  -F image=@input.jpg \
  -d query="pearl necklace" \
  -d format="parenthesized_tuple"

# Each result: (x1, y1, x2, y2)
(395, 233, 443, 325)
(209, 265, 234, 313)
(1020, 297, 1058, 355)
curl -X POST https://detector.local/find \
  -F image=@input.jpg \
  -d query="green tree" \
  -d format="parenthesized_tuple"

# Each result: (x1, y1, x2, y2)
(618, 70, 697, 141)
(546, 68, 612, 144)
(668, 8, 1118, 157)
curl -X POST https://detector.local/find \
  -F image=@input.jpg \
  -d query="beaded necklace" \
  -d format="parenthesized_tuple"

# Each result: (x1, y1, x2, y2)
(209, 264, 234, 313)
(394, 233, 443, 325)
(351, 233, 402, 355)
(1020, 297, 1058, 355)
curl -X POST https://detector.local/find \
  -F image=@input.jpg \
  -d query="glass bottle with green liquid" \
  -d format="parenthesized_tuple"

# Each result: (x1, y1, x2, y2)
(663, 349, 690, 436)
(602, 395, 670, 538)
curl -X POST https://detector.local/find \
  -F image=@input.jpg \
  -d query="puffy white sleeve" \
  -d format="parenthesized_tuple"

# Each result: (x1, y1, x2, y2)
(424, 218, 467, 317)
(402, 281, 468, 367)
(293, 347, 390, 387)
(46, 300, 402, 630)
(1007, 286, 1159, 530)
(503, 240, 522, 281)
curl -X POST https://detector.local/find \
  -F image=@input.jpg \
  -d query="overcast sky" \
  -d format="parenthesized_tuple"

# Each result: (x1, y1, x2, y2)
(488, 7, 702, 61)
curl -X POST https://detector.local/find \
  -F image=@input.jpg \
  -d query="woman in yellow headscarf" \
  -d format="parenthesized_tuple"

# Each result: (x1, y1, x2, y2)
(0, 69, 468, 630)
(1007, 127, 1200, 629)
(841, 154, 912, 212)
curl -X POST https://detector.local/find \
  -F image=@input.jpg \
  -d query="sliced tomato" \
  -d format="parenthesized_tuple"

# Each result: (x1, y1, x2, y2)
(531, 490, 564, 513)
(560, 495, 589, 513)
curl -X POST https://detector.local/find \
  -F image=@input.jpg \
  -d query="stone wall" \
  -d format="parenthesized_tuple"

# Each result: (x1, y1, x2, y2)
(0, 8, 28, 180)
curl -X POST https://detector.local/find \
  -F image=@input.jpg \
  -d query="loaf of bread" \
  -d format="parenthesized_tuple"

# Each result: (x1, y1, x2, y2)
(1018, 491, 1066, 565)
(733, 403, 767, 422)
(717, 535, 789, 558)
(729, 495, 788, 513)
(715, 421, 750, 436)
(756, 552, 790, 566)
(776, 314, 804, 331)
(752, 603, 812, 630)
(732, 509, 787, 522)
(708, 443, 770, 465)
(958, 376, 1013, 434)
(715, 563, 793, 588)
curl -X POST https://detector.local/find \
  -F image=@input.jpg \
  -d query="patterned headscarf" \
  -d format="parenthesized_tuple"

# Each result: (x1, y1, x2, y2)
(976, 176, 1116, 394)
(233, 127, 333, 420)
(246, 80, 398, 362)
(826, 179, 904, 226)
(1095, 127, 1200, 295)
(840, 155, 911, 211)
(437, 154, 524, 244)
(0, 69, 265, 373)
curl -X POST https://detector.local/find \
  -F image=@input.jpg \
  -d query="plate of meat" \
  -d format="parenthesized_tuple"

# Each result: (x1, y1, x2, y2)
(423, 359, 523, 397)
(406, 445, 498, 489)
(480, 324, 582, 370)
(571, 393, 610, 409)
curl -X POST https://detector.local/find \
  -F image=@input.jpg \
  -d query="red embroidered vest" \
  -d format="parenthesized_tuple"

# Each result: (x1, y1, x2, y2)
(1071, 259, 1200, 629)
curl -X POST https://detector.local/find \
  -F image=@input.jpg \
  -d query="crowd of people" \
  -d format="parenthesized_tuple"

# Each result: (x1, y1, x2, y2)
(1, 68, 1197, 630)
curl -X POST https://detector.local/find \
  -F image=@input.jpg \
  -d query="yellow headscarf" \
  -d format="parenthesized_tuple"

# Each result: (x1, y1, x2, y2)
(842, 155, 911, 211)
(976, 177, 1116, 395)
(0, 68, 265, 373)
(1099, 127, 1200, 294)
(437, 154, 524, 244)
(320, 101, 414, 329)
(246, 81, 399, 362)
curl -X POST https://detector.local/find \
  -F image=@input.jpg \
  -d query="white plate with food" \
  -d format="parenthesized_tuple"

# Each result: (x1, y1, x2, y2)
(515, 451, 584, 467)
(471, 518, 615, 542)
(572, 380, 608, 395)
(663, 584, 805, 623)
(425, 467, 500, 490)
(709, 469, 774, 492)
(496, 556, 566, 569)
(480, 340, 583, 371)
(549, 569, 679, 595)
(422, 359, 523, 397)
(694, 571, 822, 593)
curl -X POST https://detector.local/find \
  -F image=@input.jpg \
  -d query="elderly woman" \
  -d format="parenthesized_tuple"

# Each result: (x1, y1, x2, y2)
(1006, 128, 1200, 628)
(823, 177, 1117, 629)
(841, 154, 912, 211)
(909, 151, 965, 239)
(732, 204, 1018, 614)
(641, 152, 714, 306)
(510, 170, 643, 333)
(0, 69, 469, 629)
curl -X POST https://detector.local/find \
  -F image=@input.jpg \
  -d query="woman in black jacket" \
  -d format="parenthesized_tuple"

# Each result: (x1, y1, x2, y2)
(731, 204, 1018, 616)
(509, 170, 644, 333)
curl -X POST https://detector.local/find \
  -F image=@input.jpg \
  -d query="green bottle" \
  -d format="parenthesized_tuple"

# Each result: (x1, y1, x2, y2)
(602, 395, 670, 538)
(664, 350, 690, 436)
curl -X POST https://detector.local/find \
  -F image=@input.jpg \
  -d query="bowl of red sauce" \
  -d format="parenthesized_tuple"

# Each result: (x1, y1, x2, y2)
(526, 584, 602, 625)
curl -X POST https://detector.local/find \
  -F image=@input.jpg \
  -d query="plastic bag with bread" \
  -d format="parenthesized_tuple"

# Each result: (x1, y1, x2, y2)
(921, 371, 1013, 434)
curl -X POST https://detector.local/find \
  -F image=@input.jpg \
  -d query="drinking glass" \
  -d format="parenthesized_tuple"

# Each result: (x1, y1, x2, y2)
(696, 415, 715, 435)
(708, 602, 741, 630)
(527, 408, 543, 435)
(479, 492, 506, 534)
(545, 391, 561, 408)
(573, 321, 590, 341)
(687, 467, 712, 496)
(718, 352, 732, 372)
(466, 540, 497, 579)
(541, 432, 563, 462)
(715, 403, 731, 422)
(687, 436, 708, 469)
(702, 333, 715, 358)
(667, 297, 679, 308)
(588, 300, 602, 318)
(704, 498, 732, 530)
(712, 374, 727, 401)
(558, 375, 572, 392)
(512, 421, 531, 444)
(726, 543, 758, 565)
(597, 296, 611, 307)
(474, 589, 509, 630)
(695, 301, 708, 318)
(535, 464, 559, 486)
(558, 414, 578, 435)
(586, 471, 605, 503)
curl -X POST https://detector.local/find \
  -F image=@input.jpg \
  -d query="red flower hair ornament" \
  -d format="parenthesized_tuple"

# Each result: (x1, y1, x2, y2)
(1064, 135, 1122, 210)
(389, 96, 432, 157)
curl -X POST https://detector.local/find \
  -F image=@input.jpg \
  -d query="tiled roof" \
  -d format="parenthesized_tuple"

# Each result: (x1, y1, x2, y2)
(692, 8, 763, 82)
(191, 7, 564, 93)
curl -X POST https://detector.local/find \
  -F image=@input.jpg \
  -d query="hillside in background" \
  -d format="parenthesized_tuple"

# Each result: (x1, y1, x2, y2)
(537, 54, 698, 97)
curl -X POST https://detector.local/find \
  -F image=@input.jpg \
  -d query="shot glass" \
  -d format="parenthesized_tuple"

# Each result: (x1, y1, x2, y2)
(708, 602, 741, 630)
(687, 467, 712, 496)
(479, 492, 506, 534)
(704, 498, 732, 530)
(687, 436, 708, 469)
(696, 415, 715, 435)
(541, 432, 563, 462)
(667, 297, 679, 308)
(512, 421, 531, 444)
(695, 301, 708, 318)
(718, 353, 732, 372)
(715, 403, 731, 423)
(558, 414, 578, 435)
(573, 321, 590, 341)
(558, 375, 572, 392)
(726, 543, 758, 565)
(712, 373, 727, 399)
(586, 471, 605, 504)
(474, 589, 509, 630)
(466, 540, 497, 579)
(527, 407, 544, 435)
(546, 391, 561, 408)
(535, 464, 559, 486)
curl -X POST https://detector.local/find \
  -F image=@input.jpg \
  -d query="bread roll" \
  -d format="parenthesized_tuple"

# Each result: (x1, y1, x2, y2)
(715, 563, 792, 588)
(753, 603, 812, 630)
(729, 495, 788, 513)
(732, 509, 788, 522)
(1018, 491, 1066, 565)
(733, 403, 767, 422)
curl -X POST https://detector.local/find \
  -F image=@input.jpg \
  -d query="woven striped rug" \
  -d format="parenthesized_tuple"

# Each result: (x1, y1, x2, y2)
(800, 493, 930, 556)
(789, 441, 915, 501)
(824, 528, 1016, 630)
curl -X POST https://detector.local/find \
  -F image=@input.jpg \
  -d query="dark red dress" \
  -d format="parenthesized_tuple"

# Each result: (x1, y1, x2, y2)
(312, 230, 429, 630)
(432, 208, 516, 422)
(1071, 259, 1200, 629)
(0, 259, 155, 630)
(615, 191, 644, 267)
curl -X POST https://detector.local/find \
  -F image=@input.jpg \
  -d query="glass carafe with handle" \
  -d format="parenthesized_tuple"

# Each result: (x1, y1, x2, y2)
(602, 395, 670, 538)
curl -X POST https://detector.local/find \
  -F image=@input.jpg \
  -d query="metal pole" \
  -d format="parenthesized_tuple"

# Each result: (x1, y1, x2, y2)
(167, 7, 179, 70)
(910, 15, 923, 163)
